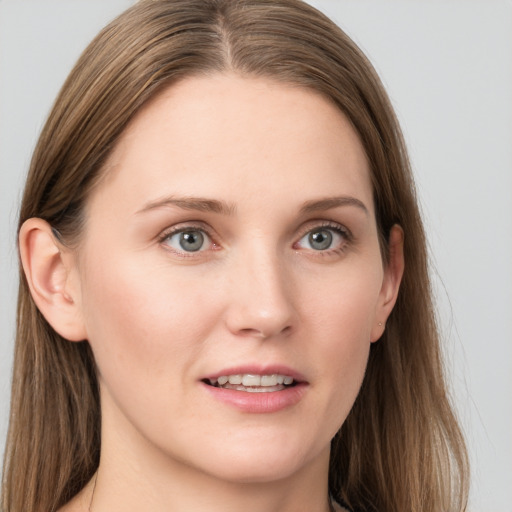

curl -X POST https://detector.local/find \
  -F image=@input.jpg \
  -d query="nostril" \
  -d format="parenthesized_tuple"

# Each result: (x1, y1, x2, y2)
(239, 328, 265, 337)
(238, 325, 292, 339)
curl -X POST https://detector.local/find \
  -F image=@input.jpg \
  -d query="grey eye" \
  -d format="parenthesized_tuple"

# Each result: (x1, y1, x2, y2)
(308, 230, 333, 250)
(297, 226, 346, 252)
(165, 230, 207, 252)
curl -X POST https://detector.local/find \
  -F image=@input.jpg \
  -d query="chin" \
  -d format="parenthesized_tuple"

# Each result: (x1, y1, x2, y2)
(204, 457, 307, 485)
(186, 432, 328, 485)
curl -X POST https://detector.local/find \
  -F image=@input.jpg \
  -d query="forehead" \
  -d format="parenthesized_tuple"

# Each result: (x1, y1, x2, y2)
(92, 73, 373, 215)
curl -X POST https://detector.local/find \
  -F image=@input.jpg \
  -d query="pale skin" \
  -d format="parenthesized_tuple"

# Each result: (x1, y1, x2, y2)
(20, 74, 404, 512)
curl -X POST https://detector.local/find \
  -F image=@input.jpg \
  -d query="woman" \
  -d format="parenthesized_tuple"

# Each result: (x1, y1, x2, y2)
(1, 1, 469, 511)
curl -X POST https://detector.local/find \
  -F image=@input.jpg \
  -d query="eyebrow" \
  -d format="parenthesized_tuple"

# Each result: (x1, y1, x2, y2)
(136, 196, 237, 215)
(136, 195, 368, 217)
(299, 196, 369, 215)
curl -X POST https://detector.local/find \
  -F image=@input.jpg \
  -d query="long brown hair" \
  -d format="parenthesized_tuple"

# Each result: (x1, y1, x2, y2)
(2, 1, 469, 511)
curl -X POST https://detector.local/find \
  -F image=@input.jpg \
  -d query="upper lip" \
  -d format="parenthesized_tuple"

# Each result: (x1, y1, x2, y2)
(201, 365, 307, 383)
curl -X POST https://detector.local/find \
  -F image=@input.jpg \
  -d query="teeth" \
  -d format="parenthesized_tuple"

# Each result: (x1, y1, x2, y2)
(230, 384, 283, 393)
(261, 375, 277, 386)
(208, 373, 296, 388)
(242, 374, 261, 386)
(228, 374, 242, 385)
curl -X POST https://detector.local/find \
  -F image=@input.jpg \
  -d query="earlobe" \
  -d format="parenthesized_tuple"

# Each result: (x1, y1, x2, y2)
(370, 225, 405, 342)
(19, 218, 87, 342)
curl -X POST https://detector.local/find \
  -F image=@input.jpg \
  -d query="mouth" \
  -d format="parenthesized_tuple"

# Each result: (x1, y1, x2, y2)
(200, 367, 307, 412)
(202, 373, 298, 393)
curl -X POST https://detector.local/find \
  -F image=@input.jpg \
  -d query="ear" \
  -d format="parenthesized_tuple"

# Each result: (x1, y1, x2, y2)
(19, 218, 87, 342)
(370, 224, 405, 342)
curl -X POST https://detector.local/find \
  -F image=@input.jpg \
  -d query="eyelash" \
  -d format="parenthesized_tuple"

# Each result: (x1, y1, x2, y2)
(158, 221, 352, 258)
(158, 223, 218, 258)
(294, 221, 352, 257)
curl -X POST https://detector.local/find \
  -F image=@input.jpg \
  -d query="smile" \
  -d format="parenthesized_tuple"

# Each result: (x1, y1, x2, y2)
(201, 367, 307, 412)
(205, 373, 296, 393)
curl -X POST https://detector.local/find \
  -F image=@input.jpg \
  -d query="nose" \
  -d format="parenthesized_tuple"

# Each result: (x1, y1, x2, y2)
(223, 246, 296, 340)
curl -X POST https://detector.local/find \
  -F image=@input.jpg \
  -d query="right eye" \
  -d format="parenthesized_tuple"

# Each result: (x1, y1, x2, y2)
(162, 228, 211, 253)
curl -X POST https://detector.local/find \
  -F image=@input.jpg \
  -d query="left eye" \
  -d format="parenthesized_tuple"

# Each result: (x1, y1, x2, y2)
(297, 227, 345, 251)
(164, 229, 210, 252)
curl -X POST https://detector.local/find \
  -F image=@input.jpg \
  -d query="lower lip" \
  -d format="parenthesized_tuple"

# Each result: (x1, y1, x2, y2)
(201, 382, 308, 413)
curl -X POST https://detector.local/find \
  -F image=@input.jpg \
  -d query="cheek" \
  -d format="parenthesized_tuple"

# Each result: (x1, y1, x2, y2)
(314, 290, 372, 393)
(78, 252, 219, 386)
(301, 264, 382, 418)
(304, 262, 382, 347)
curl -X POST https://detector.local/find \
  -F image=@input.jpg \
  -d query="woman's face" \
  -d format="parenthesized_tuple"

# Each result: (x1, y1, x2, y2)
(72, 74, 399, 484)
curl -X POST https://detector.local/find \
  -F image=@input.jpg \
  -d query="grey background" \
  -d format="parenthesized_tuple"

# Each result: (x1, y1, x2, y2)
(1, 1, 511, 510)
